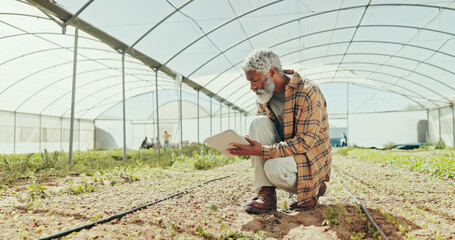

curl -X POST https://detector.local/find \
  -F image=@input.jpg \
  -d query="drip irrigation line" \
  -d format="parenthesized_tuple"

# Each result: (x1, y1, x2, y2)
(332, 171, 389, 240)
(36, 167, 251, 240)
(2, 173, 80, 182)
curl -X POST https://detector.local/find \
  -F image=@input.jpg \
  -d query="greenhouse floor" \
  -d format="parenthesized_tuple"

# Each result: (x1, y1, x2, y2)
(0, 152, 454, 239)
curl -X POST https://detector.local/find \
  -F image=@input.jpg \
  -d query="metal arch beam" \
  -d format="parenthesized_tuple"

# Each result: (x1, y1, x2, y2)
(162, 0, 283, 66)
(75, 85, 168, 119)
(203, 26, 455, 91)
(0, 46, 121, 66)
(0, 57, 157, 96)
(319, 62, 451, 105)
(25, 0, 249, 115)
(0, 31, 104, 44)
(70, 81, 176, 116)
(186, 3, 455, 79)
(296, 51, 455, 91)
(12, 60, 171, 113)
(209, 39, 455, 101)
(38, 72, 179, 117)
(241, 77, 429, 114)
(0, 12, 51, 20)
(230, 68, 440, 110)
(61, 0, 94, 34)
(125, 0, 194, 53)
(312, 75, 440, 106)
(68, 83, 174, 118)
(39, 74, 175, 115)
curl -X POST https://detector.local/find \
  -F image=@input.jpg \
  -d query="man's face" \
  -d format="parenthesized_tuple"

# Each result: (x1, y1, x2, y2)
(245, 70, 275, 104)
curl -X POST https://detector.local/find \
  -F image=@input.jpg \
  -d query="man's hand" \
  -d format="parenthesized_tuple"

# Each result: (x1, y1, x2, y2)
(227, 137, 262, 156)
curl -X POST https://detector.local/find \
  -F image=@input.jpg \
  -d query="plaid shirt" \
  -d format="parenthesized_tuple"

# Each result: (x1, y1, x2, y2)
(259, 71, 332, 202)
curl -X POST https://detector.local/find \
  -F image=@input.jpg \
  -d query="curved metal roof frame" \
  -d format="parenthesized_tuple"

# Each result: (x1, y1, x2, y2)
(25, 0, 249, 114)
(3, 0, 455, 119)
(12, 59, 173, 113)
(204, 25, 455, 94)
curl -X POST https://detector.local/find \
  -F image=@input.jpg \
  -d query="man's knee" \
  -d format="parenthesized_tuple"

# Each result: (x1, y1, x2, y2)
(263, 159, 279, 179)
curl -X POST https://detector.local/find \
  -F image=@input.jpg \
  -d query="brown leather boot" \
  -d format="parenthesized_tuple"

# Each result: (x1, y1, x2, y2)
(289, 182, 327, 211)
(245, 186, 277, 214)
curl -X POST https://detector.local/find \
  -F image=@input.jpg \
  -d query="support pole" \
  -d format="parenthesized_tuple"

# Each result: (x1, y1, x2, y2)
(452, 106, 455, 148)
(244, 114, 247, 135)
(346, 82, 350, 146)
(13, 111, 16, 154)
(78, 119, 81, 151)
(121, 53, 127, 161)
(69, 27, 79, 166)
(427, 109, 430, 143)
(439, 108, 442, 141)
(197, 90, 200, 142)
(234, 111, 237, 132)
(39, 114, 42, 152)
(210, 97, 213, 136)
(220, 101, 222, 132)
(60, 117, 63, 152)
(228, 107, 230, 129)
(179, 82, 183, 148)
(155, 70, 161, 158)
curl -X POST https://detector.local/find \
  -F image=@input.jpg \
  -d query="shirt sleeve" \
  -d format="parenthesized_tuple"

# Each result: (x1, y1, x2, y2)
(261, 85, 323, 160)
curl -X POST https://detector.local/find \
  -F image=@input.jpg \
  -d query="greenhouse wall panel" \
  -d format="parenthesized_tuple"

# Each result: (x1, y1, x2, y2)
(348, 110, 427, 148)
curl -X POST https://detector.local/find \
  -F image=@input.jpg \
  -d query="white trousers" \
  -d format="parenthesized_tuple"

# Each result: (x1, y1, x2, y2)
(249, 116, 298, 194)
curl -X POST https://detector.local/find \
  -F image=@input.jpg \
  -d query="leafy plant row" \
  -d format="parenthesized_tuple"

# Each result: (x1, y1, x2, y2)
(345, 148, 455, 179)
(0, 144, 245, 181)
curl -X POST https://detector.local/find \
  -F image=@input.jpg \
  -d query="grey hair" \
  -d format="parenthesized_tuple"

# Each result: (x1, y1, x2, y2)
(242, 48, 283, 75)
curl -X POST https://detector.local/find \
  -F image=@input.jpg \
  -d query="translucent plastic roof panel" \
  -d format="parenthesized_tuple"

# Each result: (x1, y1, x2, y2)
(2, 0, 455, 122)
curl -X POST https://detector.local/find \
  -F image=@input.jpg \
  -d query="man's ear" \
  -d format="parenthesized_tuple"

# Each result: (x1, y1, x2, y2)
(268, 68, 277, 78)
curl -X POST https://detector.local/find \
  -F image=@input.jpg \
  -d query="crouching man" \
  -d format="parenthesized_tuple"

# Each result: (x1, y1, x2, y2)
(228, 49, 332, 213)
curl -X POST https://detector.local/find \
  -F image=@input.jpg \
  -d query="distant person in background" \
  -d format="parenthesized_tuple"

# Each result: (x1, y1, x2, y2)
(149, 137, 155, 149)
(340, 132, 347, 147)
(163, 131, 171, 148)
(140, 137, 148, 149)
(228, 48, 332, 213)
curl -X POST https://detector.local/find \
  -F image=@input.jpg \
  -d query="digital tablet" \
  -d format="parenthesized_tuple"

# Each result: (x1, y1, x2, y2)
(204, 129, 250, 157)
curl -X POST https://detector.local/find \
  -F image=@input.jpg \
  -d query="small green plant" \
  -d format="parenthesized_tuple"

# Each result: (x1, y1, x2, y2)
(350, 232, 365, 240)
(62, 179, 100, 195)
(196, 226, 213, 239)
(322, 206, 340, 225)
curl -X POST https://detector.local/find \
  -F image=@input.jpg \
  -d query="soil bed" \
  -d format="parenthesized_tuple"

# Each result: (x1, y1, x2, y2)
(0, 152, 454, 239)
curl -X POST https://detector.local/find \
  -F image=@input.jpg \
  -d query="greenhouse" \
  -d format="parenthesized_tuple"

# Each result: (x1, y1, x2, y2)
(1, 0, 454, 239)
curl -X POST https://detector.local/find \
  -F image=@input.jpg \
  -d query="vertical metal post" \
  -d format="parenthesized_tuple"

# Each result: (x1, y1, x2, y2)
(121, 53, 127, 161)
(234, 111, 237, 132)
(179, 82, 183, 148)
(69, 27, 79, 166)
(452, 106, 455, 147)
(60, 117, 63, 152)
(244, 114, 247, 135)
(155, 70, 161, 157)
(197, 90, 200, 142)
(439, 108, 442, 141)
(427, 109, 430, 143)
(228, 107, 230, 129)
(346, 82, 350, 146)
(210, 97, 213, 136)
(220, 101, 222, 132)
(13, 111, 16, 154)
(39, 114, 42, 152)
(78, 119, 80, 151)
(93, 120, 96, 150)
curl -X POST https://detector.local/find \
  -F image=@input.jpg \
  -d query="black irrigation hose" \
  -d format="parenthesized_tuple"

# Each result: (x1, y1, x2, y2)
(36, 167, 250, 240)
(2, 173, 80, 182)
(332, 171, 389, 240)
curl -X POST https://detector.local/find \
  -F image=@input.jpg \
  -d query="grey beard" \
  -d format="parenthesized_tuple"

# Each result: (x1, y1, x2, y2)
(254, 78, 275, 104)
